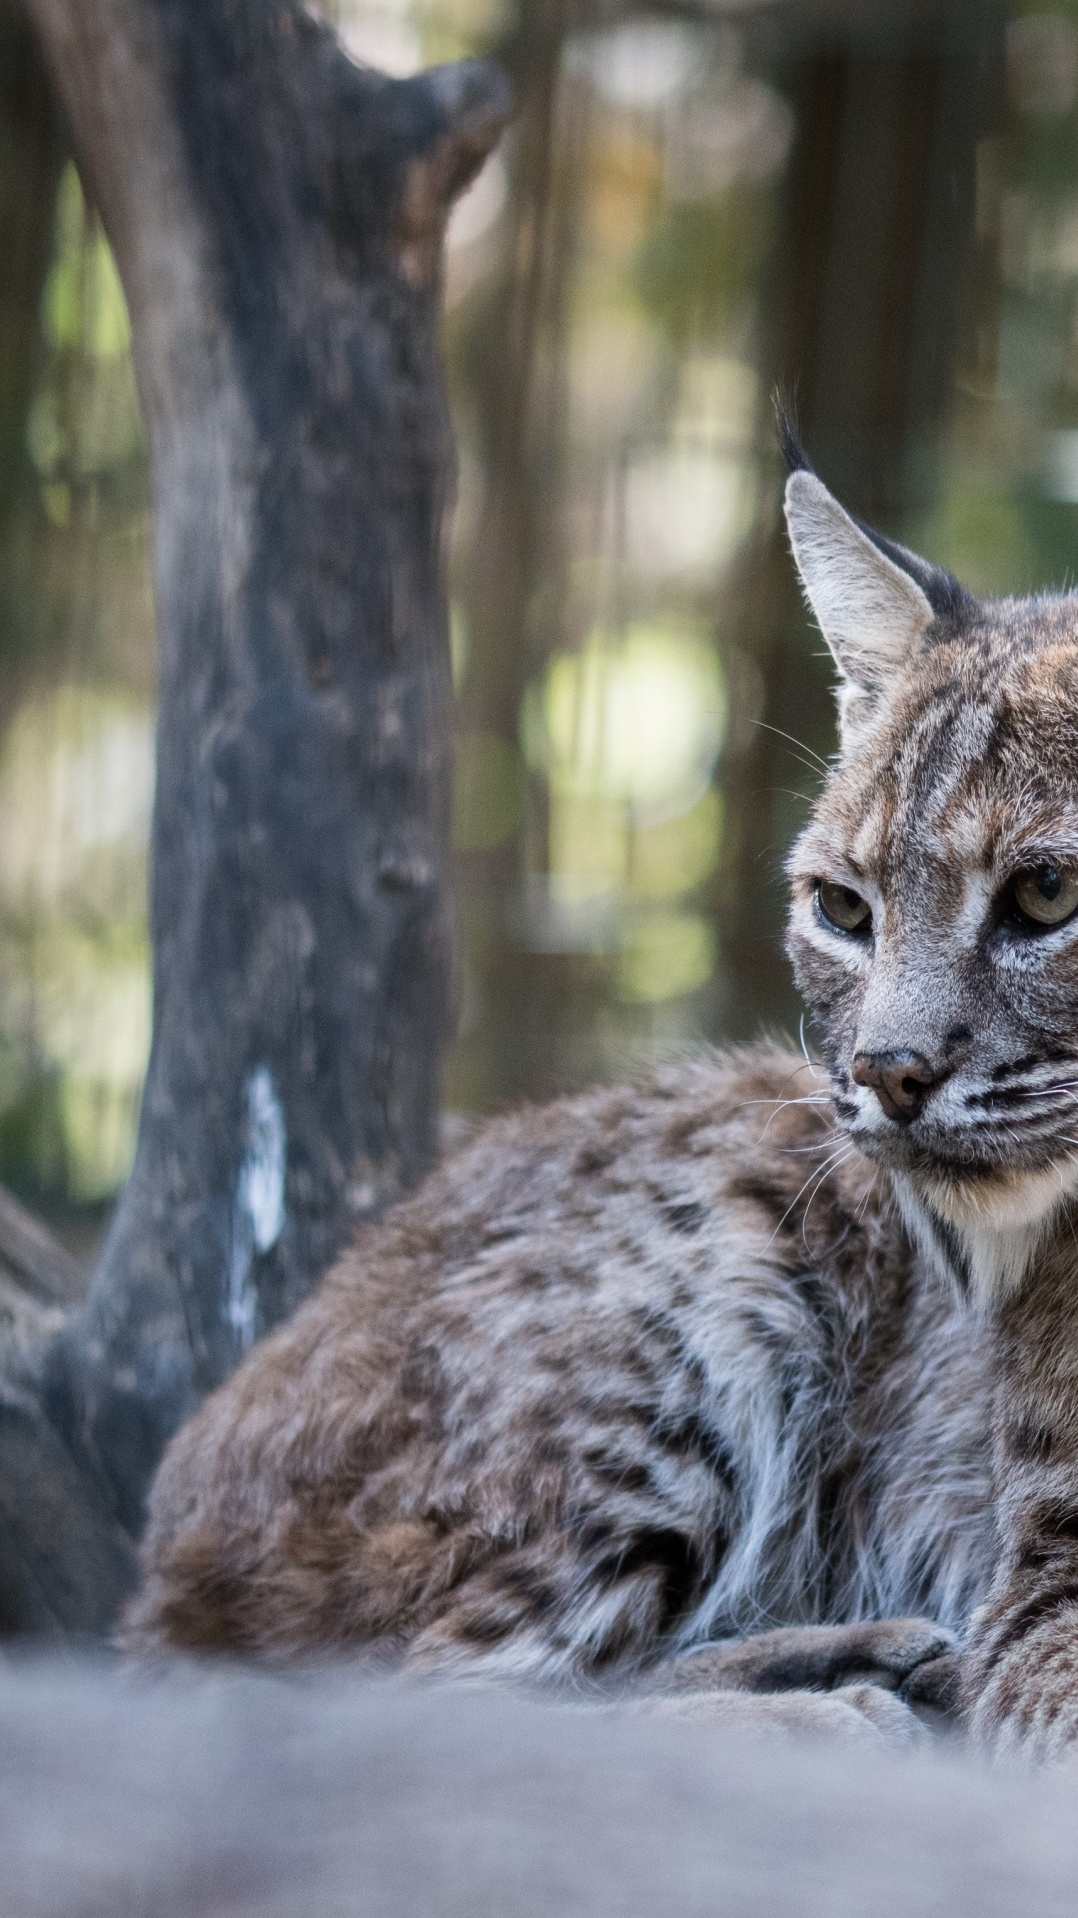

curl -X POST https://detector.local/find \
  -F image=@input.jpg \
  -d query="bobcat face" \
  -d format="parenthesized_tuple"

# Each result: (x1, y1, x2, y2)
(781, 451, 1078, 1300)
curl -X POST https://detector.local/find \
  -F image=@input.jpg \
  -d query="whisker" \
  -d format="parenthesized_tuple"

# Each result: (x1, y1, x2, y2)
(753, 720, 831, 775)
(781, 1137, 851, 1154)
(798, 1015, 825, 1080)
(801, 1149, 857, 1249)
(734, 1093, 833, 1112)
(732, 1065, 833, 1121)
(854, 1181, 876, 1225)
(730, 1082, 835, 1145)
(751, 1096, 834, 1145)
(994, 1080, 1078, 1103)
(765, 1143, 854, 1250)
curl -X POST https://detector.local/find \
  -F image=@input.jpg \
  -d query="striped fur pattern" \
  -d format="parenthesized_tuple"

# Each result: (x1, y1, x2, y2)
(130, 455, 1078, 1758)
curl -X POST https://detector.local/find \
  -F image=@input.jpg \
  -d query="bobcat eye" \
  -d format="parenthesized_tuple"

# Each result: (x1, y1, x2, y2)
(816, 881, 872, 935)
(1008, 865, 1078, 930)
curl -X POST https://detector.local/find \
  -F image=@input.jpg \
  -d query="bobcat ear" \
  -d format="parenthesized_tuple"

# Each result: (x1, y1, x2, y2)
(784, 470, 935, 742)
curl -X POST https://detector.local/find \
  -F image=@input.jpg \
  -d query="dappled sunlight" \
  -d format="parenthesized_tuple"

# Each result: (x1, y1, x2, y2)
(623, 450, 753, 580)
(523, 625, 725, 821)
(616, 909, 715, 1005)
(453, 731, 525, 852)
(564, 20, 714, 113)
(0, 685, 153, 1203)
(0, 685, 153, 910)
(630, 790, 724, 904)
(514, 632, 726, 1005)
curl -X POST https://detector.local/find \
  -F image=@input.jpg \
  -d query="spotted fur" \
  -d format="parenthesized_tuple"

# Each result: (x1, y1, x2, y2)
(126, 1048, 991, 1680)
(129, 456, 1078, 1759)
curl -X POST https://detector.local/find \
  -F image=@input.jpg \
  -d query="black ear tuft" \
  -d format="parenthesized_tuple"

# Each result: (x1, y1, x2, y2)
(852, 520, 976, 625)
(775, 394, 812, 476)
(777, 398, 976, 627)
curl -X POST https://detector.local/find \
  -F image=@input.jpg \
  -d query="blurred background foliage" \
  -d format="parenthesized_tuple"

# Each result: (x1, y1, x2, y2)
(5, 0, 1078, 1244)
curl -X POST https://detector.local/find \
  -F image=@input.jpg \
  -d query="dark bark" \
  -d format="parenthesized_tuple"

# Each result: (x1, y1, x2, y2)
(0, 0, 63, 533)
(10, 0, 509, 1623)
(0, 1183, 83, 1307)
(0, 0, 65, 688)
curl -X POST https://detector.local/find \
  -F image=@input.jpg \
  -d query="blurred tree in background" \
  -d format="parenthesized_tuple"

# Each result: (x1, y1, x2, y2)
(7, 0, 1078, 1249)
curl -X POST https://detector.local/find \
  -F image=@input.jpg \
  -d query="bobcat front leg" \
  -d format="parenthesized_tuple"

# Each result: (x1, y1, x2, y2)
(637, 1684, 928, 1749)
(964, 1258, 1078, 1763)
(651, 1619, 957, 1699)
(631, 1620, 958, 1750)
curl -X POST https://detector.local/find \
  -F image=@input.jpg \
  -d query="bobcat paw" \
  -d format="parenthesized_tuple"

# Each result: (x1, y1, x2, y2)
(899, 1648, 964, 1719)
(652, 1617, 956, 1699)
(641, 1683, 927, 1751)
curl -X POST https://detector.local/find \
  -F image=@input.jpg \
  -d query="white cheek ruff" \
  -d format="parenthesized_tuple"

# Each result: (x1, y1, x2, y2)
(952, 870, 996, 950)
(993, 914, 1078, 967)
(893, 1159, 1078, 1313)
(795, 910, 872, 972)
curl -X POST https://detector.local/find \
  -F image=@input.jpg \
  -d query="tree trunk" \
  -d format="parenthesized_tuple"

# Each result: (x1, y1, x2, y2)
(717, 4, 1005, 1041)
(7, 0, 509, 1630)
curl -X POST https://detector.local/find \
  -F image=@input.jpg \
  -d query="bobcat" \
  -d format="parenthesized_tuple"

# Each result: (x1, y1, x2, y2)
(127, 433, 1078, 1761)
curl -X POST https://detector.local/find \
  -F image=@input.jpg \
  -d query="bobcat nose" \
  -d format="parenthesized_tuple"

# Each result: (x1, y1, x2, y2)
(851, 1050, 945, 1125)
